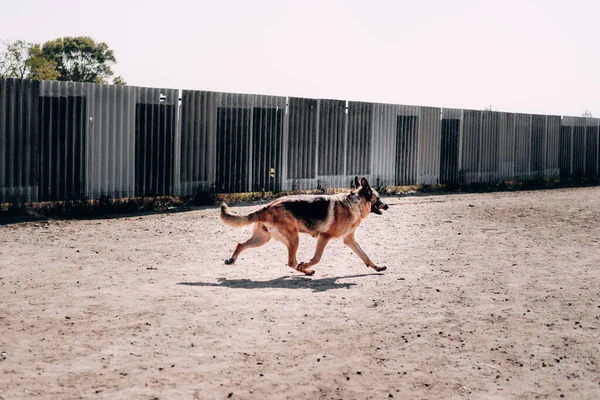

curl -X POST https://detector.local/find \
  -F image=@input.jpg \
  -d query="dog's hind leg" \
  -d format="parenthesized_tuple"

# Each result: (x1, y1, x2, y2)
(297, 234, 331, 275)
(280, 230, 304, 274)
(224, 224, 271, 265)
(343, 232, 386, 272)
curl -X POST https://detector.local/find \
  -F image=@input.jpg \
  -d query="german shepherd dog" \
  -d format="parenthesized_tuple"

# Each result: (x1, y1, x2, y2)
(220, 176, 389, 275)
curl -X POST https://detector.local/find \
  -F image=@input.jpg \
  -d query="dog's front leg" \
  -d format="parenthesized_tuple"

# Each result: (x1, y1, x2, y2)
(343, 233, 386, 272)
(297, 234, 331, 276)
(284, 232, 300, 271)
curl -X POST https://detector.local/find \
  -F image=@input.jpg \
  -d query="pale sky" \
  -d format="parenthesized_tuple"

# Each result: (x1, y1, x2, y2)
(1, 0, 599, 117)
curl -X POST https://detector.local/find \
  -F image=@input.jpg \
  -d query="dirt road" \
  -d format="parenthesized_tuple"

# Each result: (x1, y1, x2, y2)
(1, 187, 599, 399)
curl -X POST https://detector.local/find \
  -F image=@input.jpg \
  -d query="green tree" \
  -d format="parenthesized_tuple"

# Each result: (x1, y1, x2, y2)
(112, 75, 127, 85)
(26, 44, 60, 80)
(0, 40, 29, 78)
(0, 40, 59, 80)
(41, 36, 117, 84)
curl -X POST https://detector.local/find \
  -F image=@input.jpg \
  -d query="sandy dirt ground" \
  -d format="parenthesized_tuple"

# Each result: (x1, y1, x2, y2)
(1, 187, 600, 400)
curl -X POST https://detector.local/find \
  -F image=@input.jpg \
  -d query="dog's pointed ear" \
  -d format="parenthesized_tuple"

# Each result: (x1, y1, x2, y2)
(360, 177, 371, 190)
(359, 177, 372, 198)
(354, 176, 360, 189)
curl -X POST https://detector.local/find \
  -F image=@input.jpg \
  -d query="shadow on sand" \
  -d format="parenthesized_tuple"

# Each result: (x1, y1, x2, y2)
(177, 273, 383, 293)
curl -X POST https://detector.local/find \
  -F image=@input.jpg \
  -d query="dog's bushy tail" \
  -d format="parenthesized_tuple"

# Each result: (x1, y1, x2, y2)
(220, 203, 262, 227)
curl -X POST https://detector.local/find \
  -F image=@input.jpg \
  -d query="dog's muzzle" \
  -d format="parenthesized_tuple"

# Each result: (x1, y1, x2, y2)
(371, 198, 389, 215)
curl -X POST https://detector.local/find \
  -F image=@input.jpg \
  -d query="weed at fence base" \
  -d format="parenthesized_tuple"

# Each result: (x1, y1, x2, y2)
(1, 177, 598, 220)
(0, 196, 186, 219)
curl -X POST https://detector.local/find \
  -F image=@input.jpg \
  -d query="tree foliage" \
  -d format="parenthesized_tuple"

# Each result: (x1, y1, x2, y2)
(1, 36, 123, 84)
(26, 44, 60, 81)
(0, 40, 29, 78)
(41, 36, 117, 84)
(0, 40, 60, 80)
(112, 75, 127, 85)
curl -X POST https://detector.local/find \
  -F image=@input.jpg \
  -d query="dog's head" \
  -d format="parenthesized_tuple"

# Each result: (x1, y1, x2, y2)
(354, 176, 389, 216)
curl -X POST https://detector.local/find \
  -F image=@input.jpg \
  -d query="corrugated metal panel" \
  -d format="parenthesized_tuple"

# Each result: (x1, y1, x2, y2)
(440, 108, 461, 184)
(286, 97, 318, 190)
(597, 119, 600, 178)
(371, 103, 398, 187)
(559, 123, 572, 179)
(179, 91, 285, 194)
(497, 112, 516, 181)
(85, 83, 135, 198)
(562, 117, 587, 179)
(251, 96, 285, 192)
(37, 81, 178, 199)
(134, 86, 178, 197)
(317, 99, 345, 177)
(38, 80, 87, 201)
(214, 92, 251, 193)
(514, 114, 532, 181)
(585, 118, 599, 178)
(346, 101, 373, 177)
(417, 106, 441, 185)
(316, 99, 347, 188)
(461, 110, 481, 183)
(0, 78, 39, 203)
(5, 78, 600, 202)
(545, 115, 561, 179)
(460, 110, 532, 184)
(560, 116, 591, 180)
(395, 105, 420, 185)
(215, 106, 249, 193)
(572, 125, 585, 179)
(179, 90, 216, 195)
(530, 114, 546, 179)
(480, 111, 499, 182)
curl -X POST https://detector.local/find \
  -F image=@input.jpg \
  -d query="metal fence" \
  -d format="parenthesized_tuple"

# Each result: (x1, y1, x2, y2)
(1, 77, 599, 203)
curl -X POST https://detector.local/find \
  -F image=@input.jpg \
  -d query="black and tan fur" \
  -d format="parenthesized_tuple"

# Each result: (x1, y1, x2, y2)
(220, 176, 389, 275)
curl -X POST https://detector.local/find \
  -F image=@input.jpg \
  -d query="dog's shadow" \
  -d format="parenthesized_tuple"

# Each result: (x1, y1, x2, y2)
(177, 273, 383, 293)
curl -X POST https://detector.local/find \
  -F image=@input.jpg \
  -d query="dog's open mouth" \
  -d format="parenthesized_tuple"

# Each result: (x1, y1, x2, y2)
(371, 200, 389, 215)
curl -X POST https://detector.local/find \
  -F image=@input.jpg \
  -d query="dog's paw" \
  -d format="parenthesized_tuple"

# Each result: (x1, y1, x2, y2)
(224, 258, 235, 265)
(296, 263, 315, 275)
(296, 262, 309, 271)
